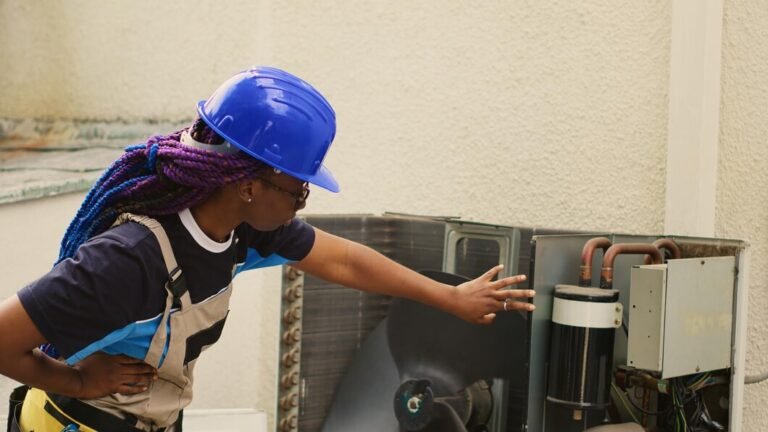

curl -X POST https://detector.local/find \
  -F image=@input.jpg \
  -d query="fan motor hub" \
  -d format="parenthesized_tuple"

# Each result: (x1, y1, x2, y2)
(394, 379, 435, 431)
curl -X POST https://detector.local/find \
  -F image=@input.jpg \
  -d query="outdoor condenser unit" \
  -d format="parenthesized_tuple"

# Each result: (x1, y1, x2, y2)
(273, 214, 748, 432)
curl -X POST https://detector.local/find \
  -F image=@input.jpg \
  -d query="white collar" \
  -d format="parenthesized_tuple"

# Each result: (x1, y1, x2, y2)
(178, 208, 233, 253)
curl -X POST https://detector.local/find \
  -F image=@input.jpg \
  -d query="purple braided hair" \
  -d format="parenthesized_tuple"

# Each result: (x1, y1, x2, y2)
(58, 119, 269, 263)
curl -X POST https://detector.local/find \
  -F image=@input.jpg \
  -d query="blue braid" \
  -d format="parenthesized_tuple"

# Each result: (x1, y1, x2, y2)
(146, 143, 159, 172)
(124, 143, 144, 152)
(58, 175, 150, 263)
(58, 145, 147, 261)
(58, 159, 122, 257)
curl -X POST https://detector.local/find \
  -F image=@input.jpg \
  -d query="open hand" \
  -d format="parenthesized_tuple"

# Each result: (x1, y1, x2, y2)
(74, 353, 157, 399)
(451, 265, 535, 324)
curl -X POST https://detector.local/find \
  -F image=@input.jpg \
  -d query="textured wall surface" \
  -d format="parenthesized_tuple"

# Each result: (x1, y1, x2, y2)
(270, 1, 671, 235)
(0, 1, 273, 119)
(719, 1, 768, 429)
(0, 0, 672, 234)
(0, 0, 765, 430)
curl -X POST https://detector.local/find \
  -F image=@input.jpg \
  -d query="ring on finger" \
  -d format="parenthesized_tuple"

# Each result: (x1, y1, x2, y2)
(503, 298, 510, 311)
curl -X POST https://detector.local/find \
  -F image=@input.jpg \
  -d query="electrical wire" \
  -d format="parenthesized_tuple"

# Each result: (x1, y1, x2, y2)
(619, 370, 727, 431)
(673, 379, 688, 431)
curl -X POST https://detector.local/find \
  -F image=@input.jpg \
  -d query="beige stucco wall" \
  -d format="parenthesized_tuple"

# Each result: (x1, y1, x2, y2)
(0, 0, 672, 234)
(0, 0, 765, 430)
(720, 1, 768, 430)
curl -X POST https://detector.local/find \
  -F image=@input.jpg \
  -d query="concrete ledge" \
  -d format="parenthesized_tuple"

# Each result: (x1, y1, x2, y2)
(0, 118, 190, 205)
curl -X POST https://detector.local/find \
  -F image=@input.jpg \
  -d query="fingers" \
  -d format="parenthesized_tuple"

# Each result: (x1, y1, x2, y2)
(480, 264, 505, 281)
(490, 288, 536, 301)
(467, 268, 535, 322)
(468, 298, 534, 324)
(501, 298, 536, 312)
(120, 372, 156, 388)
(116, 383, 150, 395)
(491, 287, 536, 313)
(119, 362, 157, 389)
(492, 274, 527, 289)
(121, 363, 157, 376)
(477, 313, 496, 325)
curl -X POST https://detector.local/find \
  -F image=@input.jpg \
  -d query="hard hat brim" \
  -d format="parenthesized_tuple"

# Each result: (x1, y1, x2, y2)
(306, 164, 340, 193)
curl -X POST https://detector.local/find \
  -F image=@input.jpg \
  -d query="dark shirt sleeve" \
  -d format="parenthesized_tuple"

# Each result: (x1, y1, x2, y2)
(17, 226, 165, 360)
(235, 218, 316, 271)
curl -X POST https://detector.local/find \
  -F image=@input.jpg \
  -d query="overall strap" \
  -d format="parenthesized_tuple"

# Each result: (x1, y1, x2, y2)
(113, 213, 190, 306)
(112, 213, 191, 368)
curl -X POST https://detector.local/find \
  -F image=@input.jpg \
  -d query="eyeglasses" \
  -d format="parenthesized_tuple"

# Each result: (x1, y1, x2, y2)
(257, 177, 310, 210)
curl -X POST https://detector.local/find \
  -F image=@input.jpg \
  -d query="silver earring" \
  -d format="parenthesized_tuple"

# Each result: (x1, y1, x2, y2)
(247, 198, 252, 203)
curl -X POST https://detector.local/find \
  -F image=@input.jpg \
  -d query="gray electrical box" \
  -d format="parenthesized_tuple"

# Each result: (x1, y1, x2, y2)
(627, 256, 736, 378)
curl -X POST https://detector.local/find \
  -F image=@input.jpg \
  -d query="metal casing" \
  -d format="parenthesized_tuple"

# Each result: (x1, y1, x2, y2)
(278, 214, 560, 432)
(529, 234, 747, 432)
(628, 256, 736, 378)
(626, 264, 667, 373)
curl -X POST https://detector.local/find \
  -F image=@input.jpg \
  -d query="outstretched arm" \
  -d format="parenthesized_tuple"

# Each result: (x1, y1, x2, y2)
(0, 295, 156, 399)
(293, 229, 535, 324)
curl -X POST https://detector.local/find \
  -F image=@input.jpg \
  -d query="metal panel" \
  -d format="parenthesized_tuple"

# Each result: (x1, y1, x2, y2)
(528, 234, 607, 432)
(287, 215, 446, 432)
(442, 222, 523, 432)
(601, 234, 658, 370)
(730, 248, 750, 432)
(287, 215, 536, 432)
(444, 222, 520, 278)
(529, 234, 747, 432)
(662, 256, 735, 378)
(281, 223, 748, 432)
(627, 265, 667, 372)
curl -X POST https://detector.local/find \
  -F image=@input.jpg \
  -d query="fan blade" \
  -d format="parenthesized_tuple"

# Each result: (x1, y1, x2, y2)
(321, 319, 401, 432)
(387, 270, 528, 395)
(423, 400, 468, 432)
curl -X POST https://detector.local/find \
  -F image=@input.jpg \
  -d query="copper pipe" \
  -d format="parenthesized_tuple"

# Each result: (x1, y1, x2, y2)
(643, 238, 682, 264)
(600, 243, 663, 289)
(579, 237, 612, 286)
(614, 369, 663, 393)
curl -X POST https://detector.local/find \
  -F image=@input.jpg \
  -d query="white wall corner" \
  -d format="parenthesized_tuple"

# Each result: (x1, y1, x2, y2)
(664, 0, 724, 237)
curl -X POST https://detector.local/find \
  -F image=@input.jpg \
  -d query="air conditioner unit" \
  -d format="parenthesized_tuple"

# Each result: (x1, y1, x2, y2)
(273, 214, 748, 432)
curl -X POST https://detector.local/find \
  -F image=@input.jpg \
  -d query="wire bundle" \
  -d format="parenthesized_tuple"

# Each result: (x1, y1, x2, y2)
(613, 371, 727, 432)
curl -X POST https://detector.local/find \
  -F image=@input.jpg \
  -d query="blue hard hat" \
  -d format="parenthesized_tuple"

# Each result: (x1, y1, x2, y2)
(197, 66, 339, 192)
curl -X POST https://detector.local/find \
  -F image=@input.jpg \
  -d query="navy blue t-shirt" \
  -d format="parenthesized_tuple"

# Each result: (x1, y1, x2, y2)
(18, 209, 314, 366)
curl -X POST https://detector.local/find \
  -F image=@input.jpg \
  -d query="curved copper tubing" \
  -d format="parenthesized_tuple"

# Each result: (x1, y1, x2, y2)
(600, 243, 663, 289)
(643, 238, 682, 264)
(579, 237, 612, 286)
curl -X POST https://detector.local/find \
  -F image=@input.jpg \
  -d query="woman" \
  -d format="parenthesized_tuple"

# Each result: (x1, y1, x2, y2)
(0, 66, 534, 431)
